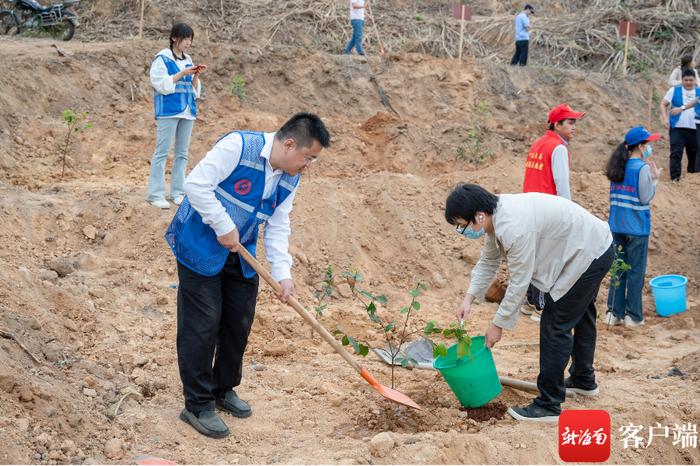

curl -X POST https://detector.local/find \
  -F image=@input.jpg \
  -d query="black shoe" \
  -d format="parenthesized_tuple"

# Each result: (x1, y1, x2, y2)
(179, 409, 230, 438)
(565, 377, 600, 396)
(216, 390, 252, 418)
(507, 403, 559, 422)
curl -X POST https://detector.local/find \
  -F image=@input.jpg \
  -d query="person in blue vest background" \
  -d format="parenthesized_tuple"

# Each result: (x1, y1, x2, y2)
(660, 68, 700, 182)
(147, 23, 206, 209)
(165, 113, 330, 438)
(604, 126, 662, 328)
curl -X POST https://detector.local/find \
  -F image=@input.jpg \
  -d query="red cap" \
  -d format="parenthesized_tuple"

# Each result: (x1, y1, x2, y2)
(547, 104, 586, 124)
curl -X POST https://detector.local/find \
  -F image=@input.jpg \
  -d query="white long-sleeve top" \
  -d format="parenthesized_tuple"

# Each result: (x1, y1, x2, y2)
(149, 48, 202, 120)
(467, 193, 612, 330)
(551, 144, 571, 200)
(184, 132, 297, 281)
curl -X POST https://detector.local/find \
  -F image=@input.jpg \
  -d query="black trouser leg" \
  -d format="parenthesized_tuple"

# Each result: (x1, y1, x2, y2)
(213, 253, 259, 396)
(511, 41, 523, 65)
(520, 40, 529, 65)
(176, 253, 258, 412)
(669, 128, 684, 181)
(685, 127, 698, 173)
(535, 245, 614, 413)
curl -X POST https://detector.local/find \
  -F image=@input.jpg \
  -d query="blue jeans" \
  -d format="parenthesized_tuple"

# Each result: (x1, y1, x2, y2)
(344, 19, 365, 55)
(607, 233, 649, 322)
(147, 117, 194, 202)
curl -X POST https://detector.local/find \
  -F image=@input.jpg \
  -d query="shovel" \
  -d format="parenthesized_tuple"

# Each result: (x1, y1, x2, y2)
(237, 247, 421, 410)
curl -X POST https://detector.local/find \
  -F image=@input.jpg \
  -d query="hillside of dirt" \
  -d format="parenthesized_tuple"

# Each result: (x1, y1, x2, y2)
(1, 1, 699, 464)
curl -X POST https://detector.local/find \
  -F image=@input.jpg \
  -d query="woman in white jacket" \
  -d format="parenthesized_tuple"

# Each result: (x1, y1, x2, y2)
(147, 23, 206, 209)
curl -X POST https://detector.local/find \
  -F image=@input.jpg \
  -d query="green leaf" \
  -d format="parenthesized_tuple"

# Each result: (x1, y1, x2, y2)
(399, 306, 409, 314)
(436, 344, 448, 358)
(360, 290, 375, 301)
(341, 335, 350, 346)
(358, 344, 370, 357)
(409, 289, 420, 298)
(332, 329, 343, 336)
(376, 295, 388, 305)
(424, 320, 436, 334)
(411, 301, 421, 310)
(366, 302, 377, 316)
(384, 323, 395, 332)
(419, 283, 428, 291)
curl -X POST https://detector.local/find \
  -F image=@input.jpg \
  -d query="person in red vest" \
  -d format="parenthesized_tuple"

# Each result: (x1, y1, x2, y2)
(521, 104, 586, 321)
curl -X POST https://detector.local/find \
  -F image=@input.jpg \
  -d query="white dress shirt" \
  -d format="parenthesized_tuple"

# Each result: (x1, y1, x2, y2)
(149, 48, 202, 120)
(551, 144, 571, 200)
(184, 132, 297, 281)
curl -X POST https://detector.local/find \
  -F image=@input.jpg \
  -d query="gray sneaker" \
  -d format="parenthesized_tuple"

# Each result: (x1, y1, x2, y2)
(179, 409, 230, 438)
(216, 390, 252, 418)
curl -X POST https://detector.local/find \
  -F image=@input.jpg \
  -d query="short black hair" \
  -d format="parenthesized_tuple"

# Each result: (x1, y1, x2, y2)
(682, 68, 696, 78)
(524, 3, 535, 12)
(444, 183, 499, 225)
(276, 112, 331, 148)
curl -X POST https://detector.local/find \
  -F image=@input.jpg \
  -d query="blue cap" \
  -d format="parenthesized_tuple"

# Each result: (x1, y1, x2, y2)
(624, 126, 661, 146)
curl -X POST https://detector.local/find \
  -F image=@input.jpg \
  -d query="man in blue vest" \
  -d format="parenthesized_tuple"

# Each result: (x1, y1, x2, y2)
(165, 113, 331, 438)
(660, 68, 700, 182)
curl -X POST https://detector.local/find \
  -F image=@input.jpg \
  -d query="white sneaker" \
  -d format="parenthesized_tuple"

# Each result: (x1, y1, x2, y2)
(624, 315, 645, 328)
(530, 308, 542, 322)
(150, 199, 170, 209)
(603, 312, 623, 326)
(172, 195, 184, 206)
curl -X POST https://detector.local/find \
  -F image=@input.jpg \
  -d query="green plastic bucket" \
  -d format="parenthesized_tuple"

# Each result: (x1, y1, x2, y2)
(433, 336, 502, 408)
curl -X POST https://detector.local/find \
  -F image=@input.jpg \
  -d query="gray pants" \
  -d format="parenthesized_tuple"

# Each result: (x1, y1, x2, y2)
(147, 117, 194, 202)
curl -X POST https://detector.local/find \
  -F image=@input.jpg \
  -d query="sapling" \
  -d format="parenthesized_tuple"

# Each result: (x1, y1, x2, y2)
(60, 109, 92, 178)
(335, 269, 428, 389)
(313, 265, 334, 319)
(227, 75, 247, 102)
(607, 244, 632, 329)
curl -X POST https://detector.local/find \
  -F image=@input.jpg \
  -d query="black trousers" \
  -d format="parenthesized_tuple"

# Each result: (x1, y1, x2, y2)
(177, 252, 259, 413)
(669, 127, 697, 181)
(511, 40, 529, 66)
(534, 245, 614, 413)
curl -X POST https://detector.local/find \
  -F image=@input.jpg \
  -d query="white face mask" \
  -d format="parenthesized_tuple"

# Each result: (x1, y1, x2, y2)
(642, 145, 653, 159)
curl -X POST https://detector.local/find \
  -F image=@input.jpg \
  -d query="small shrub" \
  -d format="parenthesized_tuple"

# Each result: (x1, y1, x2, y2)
(59, 109, 92, 178)
(227, 75, 247, 102)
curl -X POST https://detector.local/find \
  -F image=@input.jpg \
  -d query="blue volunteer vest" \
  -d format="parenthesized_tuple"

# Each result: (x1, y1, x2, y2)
(608, 158, 650, 236)
(152, 54, 197, 119)
(669, 85, 700, 128)
(165, 131, 300, 278)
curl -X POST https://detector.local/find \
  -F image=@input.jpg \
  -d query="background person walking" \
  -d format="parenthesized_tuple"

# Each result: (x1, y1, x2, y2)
(510, 4, 534, 66)
(147, 23, 206, 209)
(343, 0, 367, 56)
(660, 68, 700, 182)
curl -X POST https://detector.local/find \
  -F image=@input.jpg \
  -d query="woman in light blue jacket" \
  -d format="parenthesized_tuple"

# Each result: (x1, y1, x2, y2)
(147, 23, 206, 209)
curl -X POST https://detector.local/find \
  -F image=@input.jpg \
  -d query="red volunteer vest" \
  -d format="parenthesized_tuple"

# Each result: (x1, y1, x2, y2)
(522, 130, 567, 195)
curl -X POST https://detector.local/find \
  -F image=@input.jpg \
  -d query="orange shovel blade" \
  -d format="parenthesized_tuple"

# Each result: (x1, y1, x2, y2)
(360, 367, 421, 410)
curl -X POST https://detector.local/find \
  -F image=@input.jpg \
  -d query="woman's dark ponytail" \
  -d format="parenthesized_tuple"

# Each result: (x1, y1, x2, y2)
(605, 142, 636, 182)
(168, 23, 194, 58)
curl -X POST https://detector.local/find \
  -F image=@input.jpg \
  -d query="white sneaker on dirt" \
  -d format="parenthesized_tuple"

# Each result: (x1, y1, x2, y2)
(150, 199, 170, 209)
(173, 195, 184, 206)
(624, 315, 645, 328)
(603, 312, 623, 326)
(530, 308, 542, 322)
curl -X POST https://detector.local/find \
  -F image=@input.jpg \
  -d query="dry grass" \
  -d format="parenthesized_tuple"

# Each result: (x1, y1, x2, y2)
(77, 0, 700, 76)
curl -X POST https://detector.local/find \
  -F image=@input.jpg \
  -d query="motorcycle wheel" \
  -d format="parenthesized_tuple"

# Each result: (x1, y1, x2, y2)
(0, 10, 19, 35)
(47, 17, 75, 41)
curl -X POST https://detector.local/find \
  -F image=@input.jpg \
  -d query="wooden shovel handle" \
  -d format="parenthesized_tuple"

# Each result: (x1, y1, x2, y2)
(236, 248, 363, 374)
